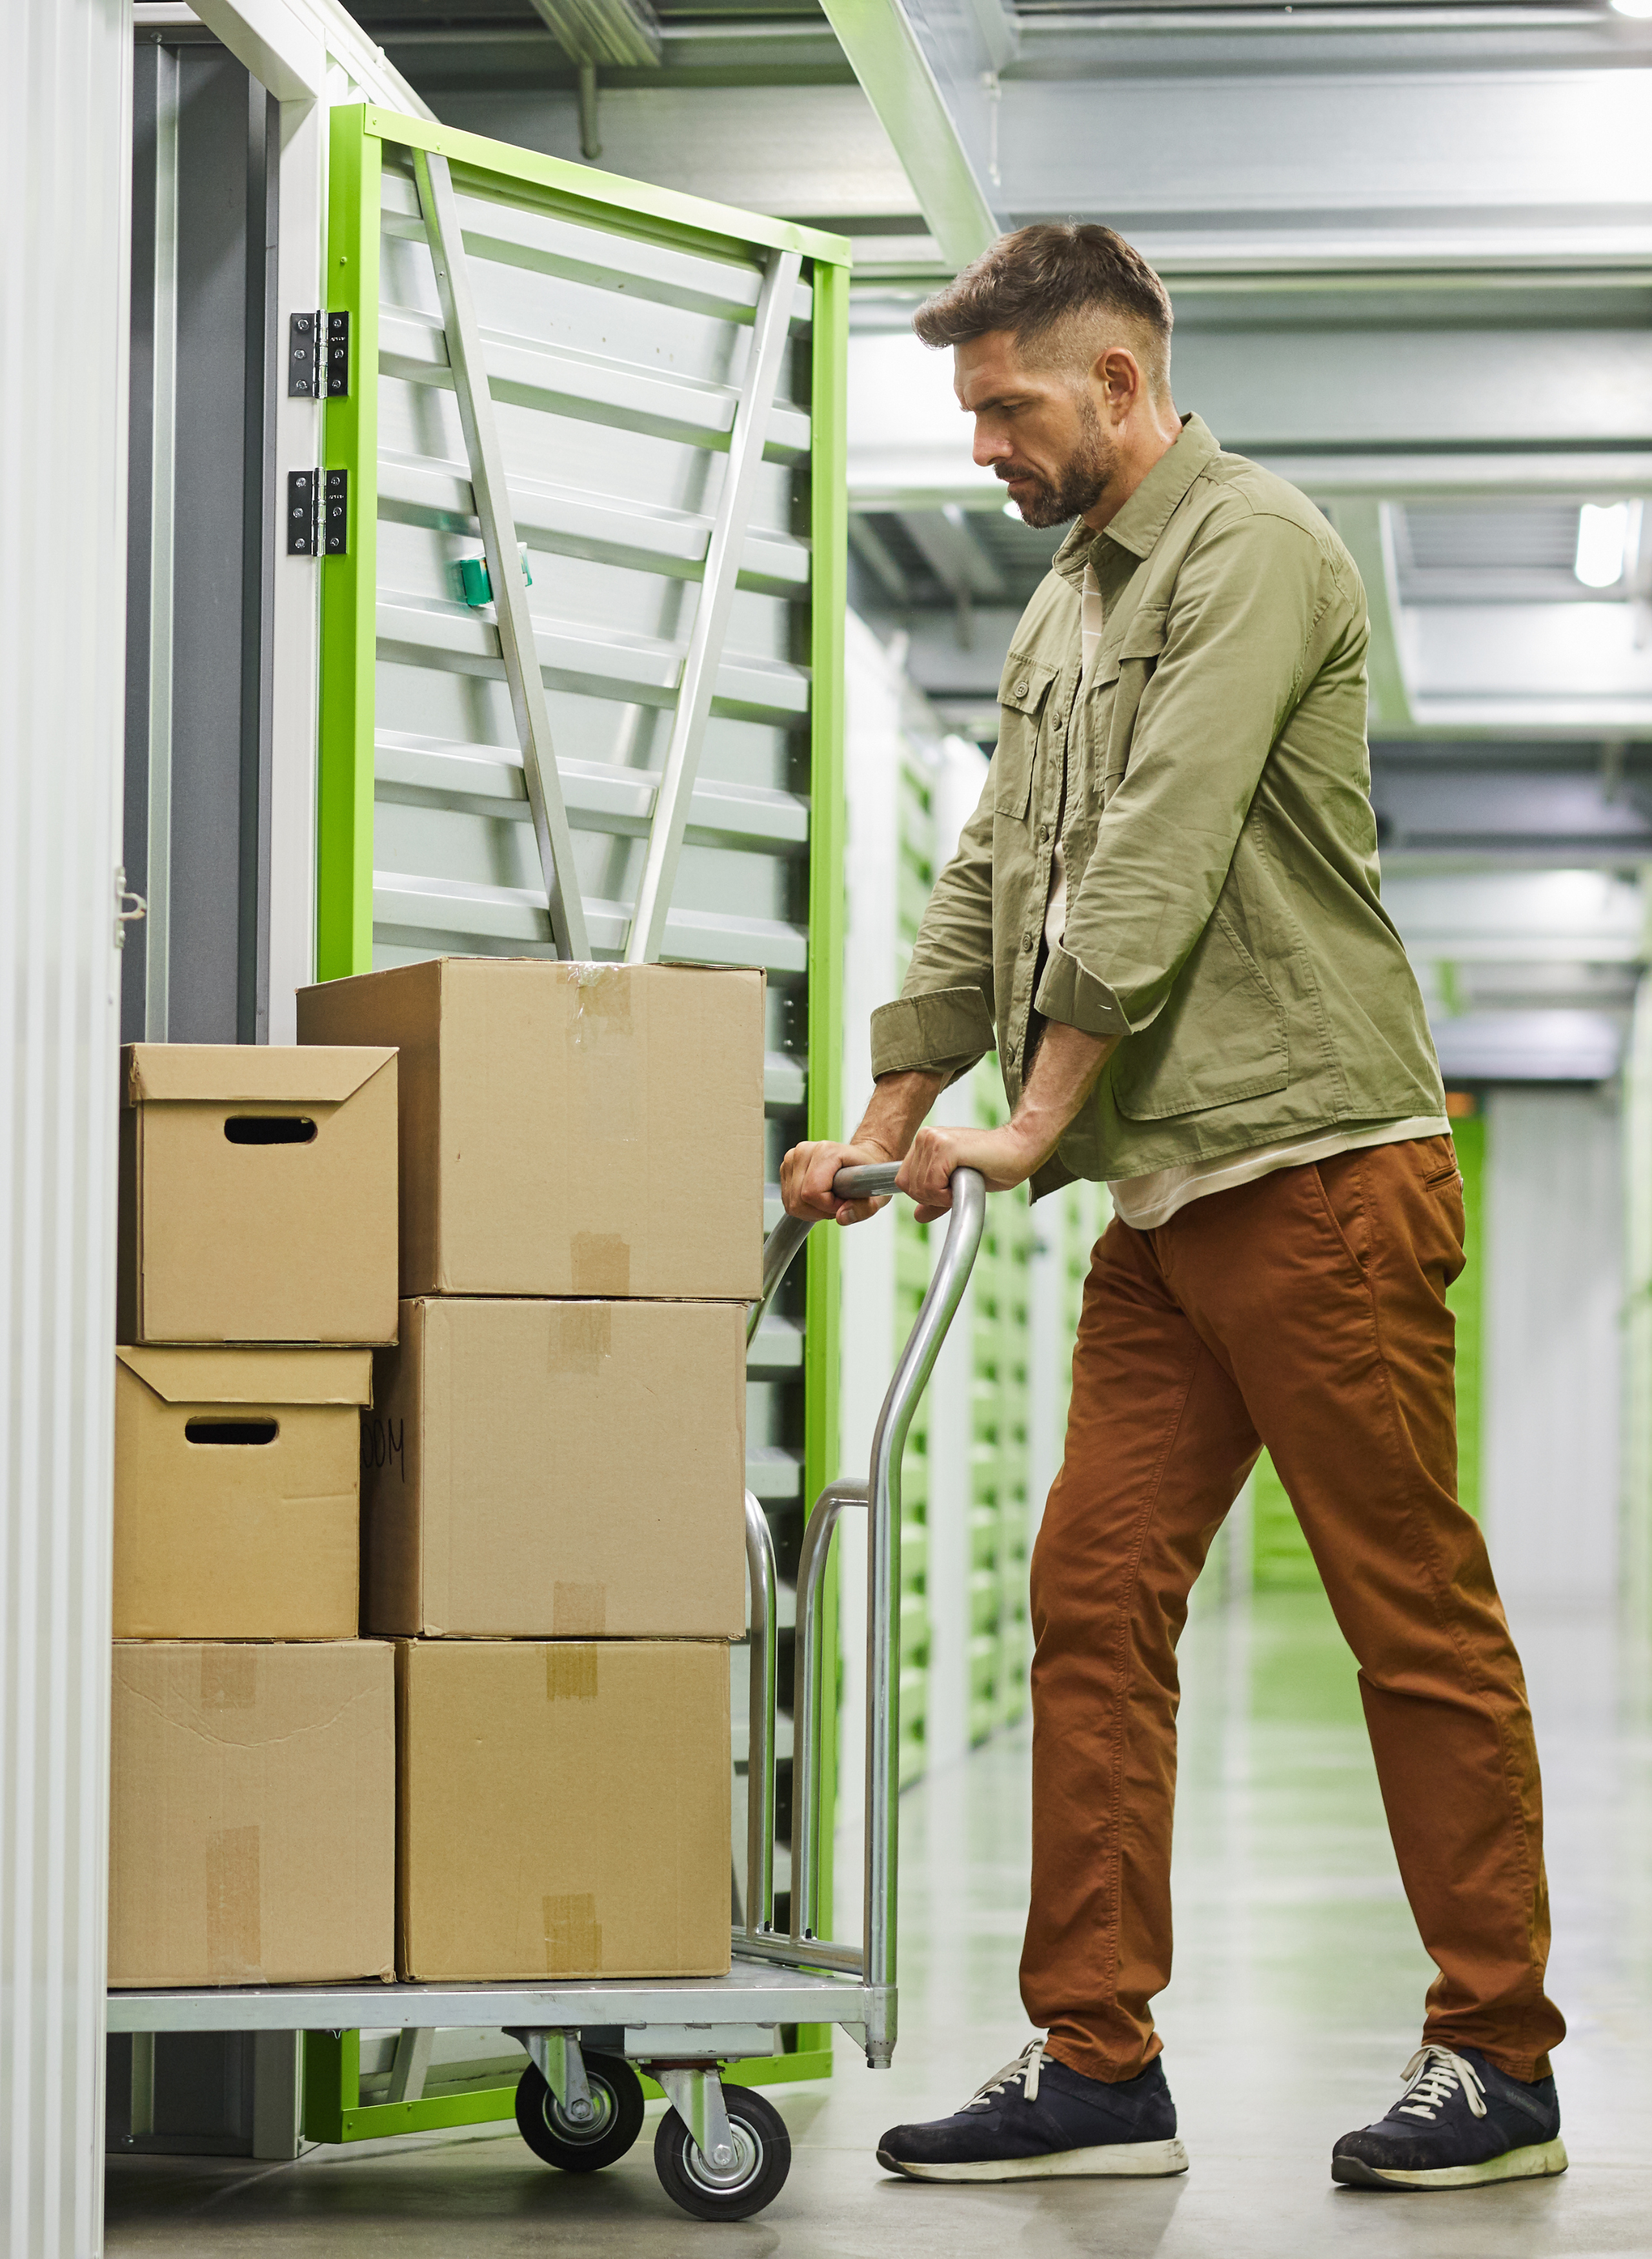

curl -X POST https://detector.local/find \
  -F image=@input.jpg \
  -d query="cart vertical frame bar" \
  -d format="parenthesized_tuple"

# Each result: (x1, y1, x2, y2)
(316, 106, 379, 980)
(801, 252, 849, 1984)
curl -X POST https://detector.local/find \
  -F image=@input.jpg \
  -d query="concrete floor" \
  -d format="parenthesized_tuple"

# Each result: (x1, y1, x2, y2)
(106, 1587, 1652, 2255)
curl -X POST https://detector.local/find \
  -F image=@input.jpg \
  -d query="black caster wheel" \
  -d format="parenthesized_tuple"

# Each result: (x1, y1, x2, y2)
(514, 2052, 645, 2172)
(653, 2085, 791, 2220)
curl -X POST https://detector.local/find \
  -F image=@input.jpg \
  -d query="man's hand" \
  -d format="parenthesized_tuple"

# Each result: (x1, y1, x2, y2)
(897, 1120, 1047, 1221)
(897, 1022, 1120, 1218)
(780, 1138, 899, 1226)
(781, 1066, 949, 1226)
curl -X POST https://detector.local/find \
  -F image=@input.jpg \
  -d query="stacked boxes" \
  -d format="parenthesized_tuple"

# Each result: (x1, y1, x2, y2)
(108, 1045, 399, 1988)
(299, 959, 763, 1983)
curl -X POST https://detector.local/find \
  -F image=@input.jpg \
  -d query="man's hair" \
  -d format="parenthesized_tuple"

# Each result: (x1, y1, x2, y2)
(912, 223, 1173, 396)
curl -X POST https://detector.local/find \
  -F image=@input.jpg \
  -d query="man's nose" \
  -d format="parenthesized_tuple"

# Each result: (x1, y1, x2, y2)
(971, 418, 1010, 467)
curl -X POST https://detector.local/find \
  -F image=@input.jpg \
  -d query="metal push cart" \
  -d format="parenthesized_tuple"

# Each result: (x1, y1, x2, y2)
(108, 1161, 987, 2222)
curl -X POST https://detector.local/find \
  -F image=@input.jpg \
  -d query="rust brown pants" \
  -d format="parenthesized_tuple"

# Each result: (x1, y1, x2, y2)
(1022, 1134, 1564, 2085)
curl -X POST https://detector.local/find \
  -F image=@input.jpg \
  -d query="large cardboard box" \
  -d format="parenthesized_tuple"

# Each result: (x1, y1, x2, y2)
(117, 1043, 398, 1346)
(363, 1298, 745, 1639)
(115, 1347, 372, 1639)
(296, 960, 763, 1301)
(397, 1639, 730, 1981)
(109, 1641, 394, 1988)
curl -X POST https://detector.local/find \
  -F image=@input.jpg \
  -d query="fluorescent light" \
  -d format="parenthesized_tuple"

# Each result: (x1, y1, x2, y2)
(1575, 501, 1629, 589)
(1002, 499, 1020, 518)
(1611, 0, 1652, 18)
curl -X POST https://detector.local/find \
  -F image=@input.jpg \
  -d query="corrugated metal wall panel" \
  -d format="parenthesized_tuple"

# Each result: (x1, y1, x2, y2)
(0, 3, 130, 2253)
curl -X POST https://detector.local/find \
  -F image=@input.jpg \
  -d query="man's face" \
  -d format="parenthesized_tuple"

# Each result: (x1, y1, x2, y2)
(954, 330, 1117, 529)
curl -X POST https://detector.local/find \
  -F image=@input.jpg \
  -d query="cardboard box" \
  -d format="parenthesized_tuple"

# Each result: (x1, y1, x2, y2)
(363, 1298, 745, 1639)
(109, 1640, 395, 1988)
(114, 1347, 372, 1639)
(117, 1043, 398, 1346)
(397, 1639, 730, 1981)
(296, 960, 763, 1301)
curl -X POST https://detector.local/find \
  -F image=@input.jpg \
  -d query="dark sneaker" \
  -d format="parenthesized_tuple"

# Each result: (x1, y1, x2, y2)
(876, 2039, 1189, 2183)
(1332, 2043, 1567, 2191)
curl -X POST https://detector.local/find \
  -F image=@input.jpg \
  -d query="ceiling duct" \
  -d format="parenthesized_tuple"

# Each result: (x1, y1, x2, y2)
(527, 0, 663, 70)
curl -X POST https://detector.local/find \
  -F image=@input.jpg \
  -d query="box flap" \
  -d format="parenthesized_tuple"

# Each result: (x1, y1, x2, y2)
(124, 1044, 396, 1107)
(116, 1346, 374, 1407)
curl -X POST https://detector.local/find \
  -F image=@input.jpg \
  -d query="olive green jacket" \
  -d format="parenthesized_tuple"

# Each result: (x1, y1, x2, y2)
(869, 414, 1444, 1195)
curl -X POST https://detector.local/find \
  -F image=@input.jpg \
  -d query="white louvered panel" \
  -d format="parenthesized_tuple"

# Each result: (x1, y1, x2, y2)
(0, 1, 128, 2251)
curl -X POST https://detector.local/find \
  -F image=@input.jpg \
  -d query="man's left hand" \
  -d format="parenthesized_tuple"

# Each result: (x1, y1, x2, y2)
(896, 1120, 1049, 1221)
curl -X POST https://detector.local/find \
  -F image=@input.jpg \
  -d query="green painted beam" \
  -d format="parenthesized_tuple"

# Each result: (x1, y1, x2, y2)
(363, 106, 851, 270)
(316, 108, 381, 981)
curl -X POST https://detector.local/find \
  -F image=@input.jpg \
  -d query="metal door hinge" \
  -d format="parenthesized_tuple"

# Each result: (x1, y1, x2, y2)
(287, 469, 348, 558)
(288, 310, 350, 399)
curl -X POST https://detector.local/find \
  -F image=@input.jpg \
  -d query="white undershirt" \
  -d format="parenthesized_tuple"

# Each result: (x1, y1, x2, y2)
(1038, 570, 1449, 1226)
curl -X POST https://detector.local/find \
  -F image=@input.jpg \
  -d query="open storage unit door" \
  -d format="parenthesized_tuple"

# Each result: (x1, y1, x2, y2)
(305, 104, 850, 2138)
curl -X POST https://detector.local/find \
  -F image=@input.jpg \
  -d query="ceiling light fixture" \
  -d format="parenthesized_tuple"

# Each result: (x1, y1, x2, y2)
(1609, 0, 1652, 19)
(1575, 501, 1630, 589)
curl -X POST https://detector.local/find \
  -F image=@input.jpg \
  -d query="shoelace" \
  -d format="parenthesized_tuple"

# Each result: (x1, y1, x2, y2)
(965, 2038, 1045, 2110)
(1395, 2043, 1487, 2123)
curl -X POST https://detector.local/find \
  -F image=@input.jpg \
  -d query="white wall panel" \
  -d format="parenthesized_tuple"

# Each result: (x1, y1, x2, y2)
(0, 2, 130, 2254)
(1484, 1089, 1624, 1612)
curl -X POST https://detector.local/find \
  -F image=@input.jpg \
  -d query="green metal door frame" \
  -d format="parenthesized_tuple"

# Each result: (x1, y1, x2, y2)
(308, 104, 851, 2136)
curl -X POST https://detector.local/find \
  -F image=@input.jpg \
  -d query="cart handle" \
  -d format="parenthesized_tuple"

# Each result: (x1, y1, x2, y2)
(749, 1162, 909, 1346)
(740, 1162, 988, 2068)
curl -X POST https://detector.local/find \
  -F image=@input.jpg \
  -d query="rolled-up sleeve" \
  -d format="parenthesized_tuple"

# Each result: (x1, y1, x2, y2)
(869, 763, 997, 1082)
(1038, 508, 1339, 1038)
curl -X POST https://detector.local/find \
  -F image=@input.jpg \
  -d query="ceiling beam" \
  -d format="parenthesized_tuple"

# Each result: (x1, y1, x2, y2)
(896, 505, 1006, 602)
(814, 0, 1003, 267)
(525, 0, 662, 68)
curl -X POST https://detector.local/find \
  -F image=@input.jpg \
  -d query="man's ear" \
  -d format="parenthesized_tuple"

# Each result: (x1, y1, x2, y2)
(1095, 346, 1143, 419)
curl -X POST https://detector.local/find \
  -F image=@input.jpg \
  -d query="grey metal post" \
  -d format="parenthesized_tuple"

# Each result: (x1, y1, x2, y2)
(412, 149, 590, 960)
(849, 1164, 986, 2061)
(624, 246, 801, 965)
(741, 1490, 778, 1938)
(791, 1481, 867, 1944)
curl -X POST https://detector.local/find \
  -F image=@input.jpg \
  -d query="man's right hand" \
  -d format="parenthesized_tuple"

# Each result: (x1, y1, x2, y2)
(780, 1139, 898, 1227)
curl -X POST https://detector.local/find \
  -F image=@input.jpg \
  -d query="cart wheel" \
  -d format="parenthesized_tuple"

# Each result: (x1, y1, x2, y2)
(653, 2086, 791, 2220)
(514, 2052, 644, 2172)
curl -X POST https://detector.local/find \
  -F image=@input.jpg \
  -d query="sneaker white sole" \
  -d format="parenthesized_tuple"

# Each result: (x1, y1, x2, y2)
(878, 2138, 1190, 2183)
(1333, 2136, 1569, 2191)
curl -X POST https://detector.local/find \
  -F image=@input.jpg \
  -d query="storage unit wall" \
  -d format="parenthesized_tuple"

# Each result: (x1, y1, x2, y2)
(310, 105, 850, 2118)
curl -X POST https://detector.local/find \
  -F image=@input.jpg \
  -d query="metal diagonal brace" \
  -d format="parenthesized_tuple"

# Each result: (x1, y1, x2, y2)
(413, 148, 590, 960)
(624, 245, 801, 965)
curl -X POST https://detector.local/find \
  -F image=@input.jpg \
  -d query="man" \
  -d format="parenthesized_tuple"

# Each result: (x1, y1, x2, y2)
(781, 224, 1566, 2194)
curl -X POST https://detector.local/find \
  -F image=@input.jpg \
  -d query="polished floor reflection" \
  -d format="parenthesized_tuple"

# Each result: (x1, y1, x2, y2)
(106, 1588, 1652, 2255)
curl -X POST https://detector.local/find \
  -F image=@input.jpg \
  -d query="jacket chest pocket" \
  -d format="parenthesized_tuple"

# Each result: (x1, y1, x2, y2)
(993, 654, 1060, 824)
(1091, 604, 1167, 807)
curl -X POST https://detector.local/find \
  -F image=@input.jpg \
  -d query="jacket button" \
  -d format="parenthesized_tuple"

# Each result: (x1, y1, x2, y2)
(1014, 678, 1031, 700)
(1022, 932, 1035, 953)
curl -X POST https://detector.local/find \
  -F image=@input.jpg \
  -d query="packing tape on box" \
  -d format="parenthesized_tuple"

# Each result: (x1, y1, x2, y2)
(199, 1647, 257, 1708)
(552, 1583, 607, 1637)
(206, 1824, 261, 1980)
(570, 1233, 630, 1295)
(569, 962, 634, 1033)
(546, 1646, 598, 1702)
(543, 1892, 603, 1973)
(549, 1304, 613, 1375)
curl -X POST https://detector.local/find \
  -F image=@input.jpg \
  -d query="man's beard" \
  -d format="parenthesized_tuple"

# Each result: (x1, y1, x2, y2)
(999, 395, 1115, 530)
